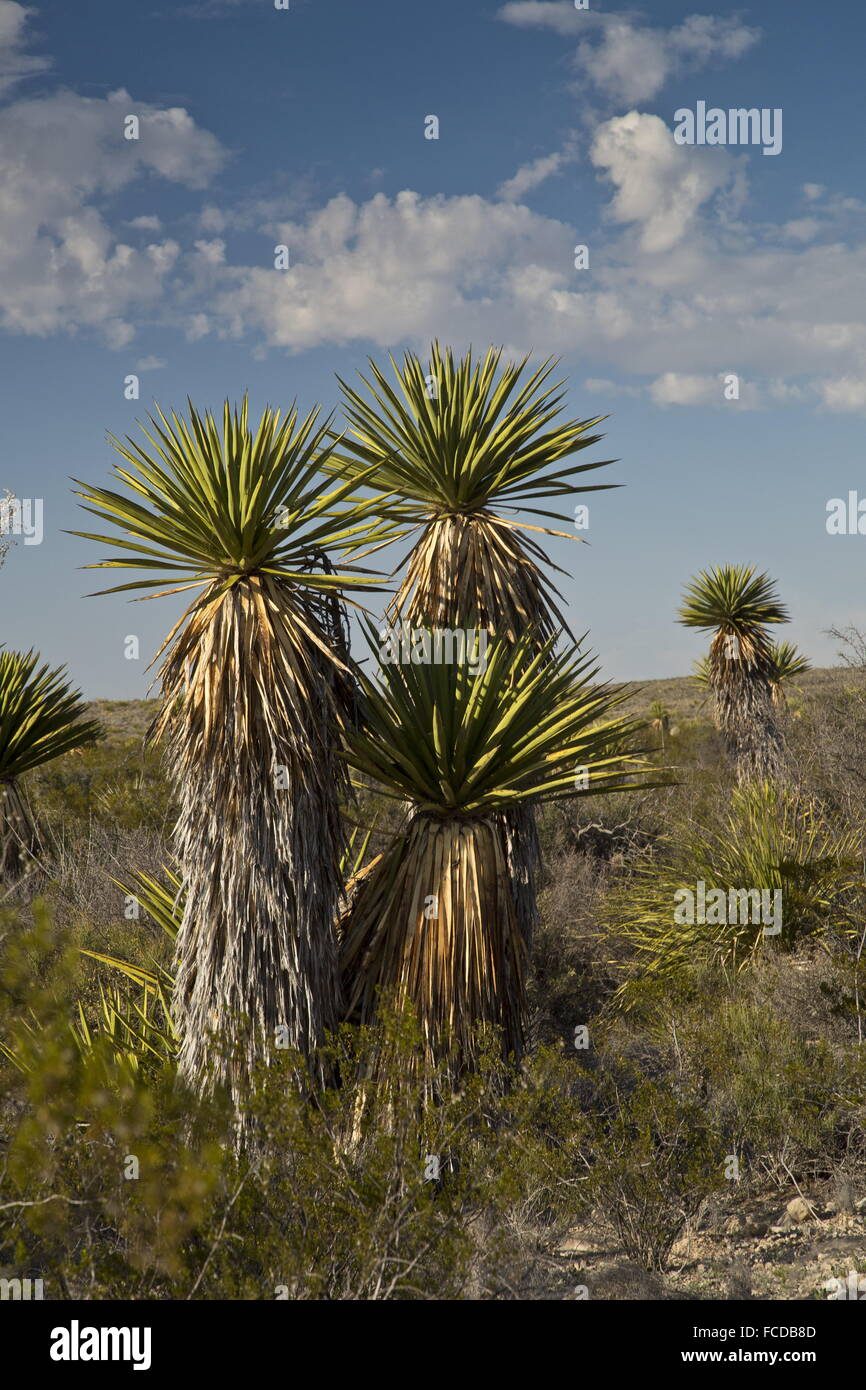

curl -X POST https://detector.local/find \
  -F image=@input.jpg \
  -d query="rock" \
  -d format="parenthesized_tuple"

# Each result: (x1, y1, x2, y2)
(783, 1197, 814, 1225)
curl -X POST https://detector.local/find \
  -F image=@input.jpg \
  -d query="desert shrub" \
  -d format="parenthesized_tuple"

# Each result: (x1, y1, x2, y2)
(596, 960, 866, 1186)
(27, 739, 176, 836)
(0, 904, 594, 1300)
(608, 780, 864, 995)
(577, 1063, 726, 1271)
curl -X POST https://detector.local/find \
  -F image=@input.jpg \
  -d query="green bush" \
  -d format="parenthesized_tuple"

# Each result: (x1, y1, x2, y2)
(609, 781, 863, 996)
(0, 904, 593, 1300)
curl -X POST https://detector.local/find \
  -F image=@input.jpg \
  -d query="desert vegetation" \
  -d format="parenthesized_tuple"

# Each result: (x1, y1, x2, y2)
(1, 347, 865, 1301)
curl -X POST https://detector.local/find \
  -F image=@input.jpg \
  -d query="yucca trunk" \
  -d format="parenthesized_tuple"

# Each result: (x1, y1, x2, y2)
(154, 575, 348, 1106)
(0, 779, 39, 881)
(709, 642, 785, 784)
(341, 814, 527, 1083)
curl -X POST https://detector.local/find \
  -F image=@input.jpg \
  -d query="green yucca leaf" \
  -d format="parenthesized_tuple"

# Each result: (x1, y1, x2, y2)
(328, 342, 617, 523)
(0, 650, 100, 780)
(768, 640, 811, 685)
(70, 396, 394, 600)
(679, 566, 789, 637)
(344, 623, 649, 814)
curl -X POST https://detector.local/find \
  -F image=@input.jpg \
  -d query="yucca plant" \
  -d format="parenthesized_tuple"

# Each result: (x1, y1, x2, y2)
(679, 566, 789, 783)
(72, 397, 390, 1109)
(331, 344, 618, 958)
(0, 651, 101, 880)
(767, 640, 811, 708)
(330, 343, 616, 642)
(339, 627, 645, 1082)
(648, 700, 672, 753)
(610, 780, 864, 1003)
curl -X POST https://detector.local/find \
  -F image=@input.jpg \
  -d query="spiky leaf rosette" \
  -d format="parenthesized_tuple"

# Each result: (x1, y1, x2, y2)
(767, 641, 811, 707)
(0, 651, 101, 880)
(72, 398, 389, 1110)
(679, 566, 789, 783)
(339, 629, 645, 1080)
(330, 343, 617, 643)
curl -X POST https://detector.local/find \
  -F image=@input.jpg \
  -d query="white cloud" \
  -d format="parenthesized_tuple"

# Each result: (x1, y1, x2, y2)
(199, 205, 228, 233)
(207, 190, 572, 350)
(0, 85, 226, 340)
(583, 377, 641, 397)
(581, 16, 760, 105)
(0, 2, 49, 95)
(781, 218, 821, 243)
(136, 355, 166, 371)
(590, 111, 737, 253)
(649, 372, 759, 408)
(188, 169, 866, 417)
(818, 377, 866, 412)
(126, 215, 163, 231)
(497, 149, 569, 202)
(802, 183, 825, 202)
(193, 238, 226, 266)
(1, 3, 864, 417)
(496, 2, 590, 37)
(497, 6, 761, 105)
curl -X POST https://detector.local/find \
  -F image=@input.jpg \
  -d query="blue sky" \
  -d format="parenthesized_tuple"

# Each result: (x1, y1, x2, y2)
(1, 0, 865, 697)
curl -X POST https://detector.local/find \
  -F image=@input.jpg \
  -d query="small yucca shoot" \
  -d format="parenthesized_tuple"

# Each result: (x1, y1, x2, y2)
(767, 640, 811, 708)
(0, 650, 100, 880)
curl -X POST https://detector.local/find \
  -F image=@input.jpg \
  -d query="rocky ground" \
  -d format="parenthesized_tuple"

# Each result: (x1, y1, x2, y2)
(551, 1188, 866, 1300)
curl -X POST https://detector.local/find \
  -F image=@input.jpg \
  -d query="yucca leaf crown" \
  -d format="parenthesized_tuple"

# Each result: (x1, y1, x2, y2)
(329, 342, 616, 526)
(679, 565, 789, 674)
(344, 624, 643, 816)
(768, 640, 811, 683)
(71, 395, 391, 602)
(0, 650, 101, 780)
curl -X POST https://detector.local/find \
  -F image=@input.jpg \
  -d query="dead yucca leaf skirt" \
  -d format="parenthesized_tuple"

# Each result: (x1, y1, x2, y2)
(340, 814, 527, 1075)
(391, 514, 567, 643)
(157, 575, 348, 1106)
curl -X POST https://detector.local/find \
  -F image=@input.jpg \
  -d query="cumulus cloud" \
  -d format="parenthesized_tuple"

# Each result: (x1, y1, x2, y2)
(497, 2, 591, 37)
(497, 5, 761, 105)
(649, 372, 759, 408)
(126, 215, 163, 231)
(0, 84, 226, 340)
(817, 377, 866, 412)
(1, 2, 864, 415)
(0, 1, 49, 95)
(184, 165, 866, 416)
(206, 190, 573, 350)
(590, 111, 737, 253)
